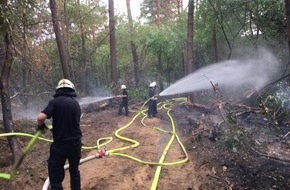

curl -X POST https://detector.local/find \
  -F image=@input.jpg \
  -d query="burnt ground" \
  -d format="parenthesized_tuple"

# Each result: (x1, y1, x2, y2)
(0, 99, 290, 190)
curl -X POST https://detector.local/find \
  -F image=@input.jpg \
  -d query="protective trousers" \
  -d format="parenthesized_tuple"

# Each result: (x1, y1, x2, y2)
(148, 100, 157, 117)
(118, 100, 129, 116)
(48, 139, 82, 190)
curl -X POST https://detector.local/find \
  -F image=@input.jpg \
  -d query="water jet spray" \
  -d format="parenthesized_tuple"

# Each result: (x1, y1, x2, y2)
(159, 50, 278, 97)
(78, 96, 113, 106)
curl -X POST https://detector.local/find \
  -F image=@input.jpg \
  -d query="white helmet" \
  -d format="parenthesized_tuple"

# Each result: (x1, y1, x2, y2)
(149, 82, 156, 87)
(121, 85, 126, 89)
(56, 79, 75, 90)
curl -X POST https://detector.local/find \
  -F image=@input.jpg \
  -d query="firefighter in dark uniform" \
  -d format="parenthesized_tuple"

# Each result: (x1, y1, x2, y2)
(148, 82, 157, 118)
(118, 84, 129, 116)
(37, 79, 82, 190)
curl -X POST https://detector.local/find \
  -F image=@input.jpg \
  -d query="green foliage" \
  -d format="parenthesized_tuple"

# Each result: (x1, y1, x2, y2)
(261, 82, 290, 124)
(140, 0, 180, 24)
(219, 125, 248, 153)
(128, 87, 148, 103)
(195, 0, 286, 63)
(227, 112, 237, 125)
(4, 0, 289, 108)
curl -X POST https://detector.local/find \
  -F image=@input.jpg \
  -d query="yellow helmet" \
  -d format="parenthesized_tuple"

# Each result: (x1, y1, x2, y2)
(56, 79, 75, 90)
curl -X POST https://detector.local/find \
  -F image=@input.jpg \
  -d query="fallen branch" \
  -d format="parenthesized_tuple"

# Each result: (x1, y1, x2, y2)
(250, 147, 290, 165)
(192, 128, 209, 136)
(0, 139, 8, 144)
(283, 131, 290, 138)
(207, 173, 233, 190)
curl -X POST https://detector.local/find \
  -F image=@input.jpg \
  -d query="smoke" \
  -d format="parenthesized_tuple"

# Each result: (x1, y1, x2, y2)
(160, 48, 279, 96)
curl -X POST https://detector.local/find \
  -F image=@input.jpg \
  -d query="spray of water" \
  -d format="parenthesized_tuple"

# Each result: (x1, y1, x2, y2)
(160, 49, 279, 96)
(78, 96, 113, 106)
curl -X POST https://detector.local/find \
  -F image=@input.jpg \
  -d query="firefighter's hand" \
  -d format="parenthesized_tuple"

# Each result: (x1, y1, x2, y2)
(37, 123, 47, 131)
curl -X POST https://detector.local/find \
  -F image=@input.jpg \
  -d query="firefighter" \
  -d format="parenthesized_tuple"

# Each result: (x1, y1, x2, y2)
(148, 82, 157, 118)
(37, 79, 82, 190)
(117, 84, 129, 116)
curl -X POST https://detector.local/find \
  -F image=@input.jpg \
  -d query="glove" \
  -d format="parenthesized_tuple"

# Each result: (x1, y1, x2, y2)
(37, 123, 47, 131)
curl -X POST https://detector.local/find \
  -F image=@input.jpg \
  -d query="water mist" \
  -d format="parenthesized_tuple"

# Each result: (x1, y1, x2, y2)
(78, 96, 113, 106)
(159, 49, 279, 96)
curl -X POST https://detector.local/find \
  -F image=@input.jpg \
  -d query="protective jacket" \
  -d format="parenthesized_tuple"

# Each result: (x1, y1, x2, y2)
(41, 88, 82, 142)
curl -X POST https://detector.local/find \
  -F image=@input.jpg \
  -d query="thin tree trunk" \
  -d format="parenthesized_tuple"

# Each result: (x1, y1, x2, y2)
(157, 50, 164, 91)
(187, 0, 195, 74)
(212, 0, 218, 63)
(77, 0, 90, 94)
(212, 26, 218, 62)
(0, 31, 22, 163)
(126, 0, 140, 87)
(156, 0, 163, 90)
(285, 0, 290, 54)
(157, 0, 161, 28)
(21, 18, 30, 110)
(49, 0, 71, 79)
(187, 0, 195, 102)
(108, 0, 118, 86)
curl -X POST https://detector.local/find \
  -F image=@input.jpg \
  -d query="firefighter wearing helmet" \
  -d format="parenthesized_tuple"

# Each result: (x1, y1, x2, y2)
(37, 78, 82, 190)
(56, 78, 75, 90)
(116, 84, 129, 116)
(148, 82, 158, 118)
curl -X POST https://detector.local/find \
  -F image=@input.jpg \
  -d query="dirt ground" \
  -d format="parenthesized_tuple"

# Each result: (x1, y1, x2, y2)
(1, 99, 290, 190)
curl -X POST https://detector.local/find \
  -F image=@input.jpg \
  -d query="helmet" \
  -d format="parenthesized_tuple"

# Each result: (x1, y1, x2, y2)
(121, 85, 126, 89)
(149, 82, 156, 87)
(56, 79, 75, 90)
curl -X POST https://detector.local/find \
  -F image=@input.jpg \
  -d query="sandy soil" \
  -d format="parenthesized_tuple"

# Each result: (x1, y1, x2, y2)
(1, 100, 290, 190)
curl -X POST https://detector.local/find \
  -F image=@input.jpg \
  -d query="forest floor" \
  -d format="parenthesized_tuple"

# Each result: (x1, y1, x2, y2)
(0, 98, 290, 190)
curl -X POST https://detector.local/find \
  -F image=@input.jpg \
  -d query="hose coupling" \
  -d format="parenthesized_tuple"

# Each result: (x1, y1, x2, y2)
(96, 149, 109, 158)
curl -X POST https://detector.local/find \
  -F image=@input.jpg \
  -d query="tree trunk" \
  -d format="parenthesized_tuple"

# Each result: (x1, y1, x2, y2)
(187, 0, 195, 102)
(126, 0, 140, 87)
(0, 31, 22, 163)
(157, 50, 164, 91)
(21, 19, 30, 110)
(285, 0, 290, 54)
(77, 0, 90, 94)
(212, 25, 218, 63)
(212, 0, 218, 63)
(108, 0, 118, 86)
(49, 0, 71, 79)
(157, 0, 161, 28)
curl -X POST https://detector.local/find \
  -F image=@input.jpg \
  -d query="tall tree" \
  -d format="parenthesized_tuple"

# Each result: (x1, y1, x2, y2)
(49, 0, 71, 79)
(77, 0, 90, 94)
(187, 0, 195, 102)
(286, 0, 290, 55)
(211, 0, 218, 63)
(108, 0, 118, 86)
(20, 24, 30, 110)
(140, 0, 180, 24)
(0, 1, 22, 163)
(186, 0, 195, 74)
(126, 0, 140, 87)
(157, 0, 161, 28)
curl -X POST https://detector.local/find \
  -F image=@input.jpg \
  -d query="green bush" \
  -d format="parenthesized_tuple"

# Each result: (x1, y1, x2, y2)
(219, 126, 247, 153)
(261, 81, 290, 124)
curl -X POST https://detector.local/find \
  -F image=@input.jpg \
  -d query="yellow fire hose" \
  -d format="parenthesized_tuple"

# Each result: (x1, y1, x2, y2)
(0, 130, 44, 180)
(0, 98, 188, 190)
